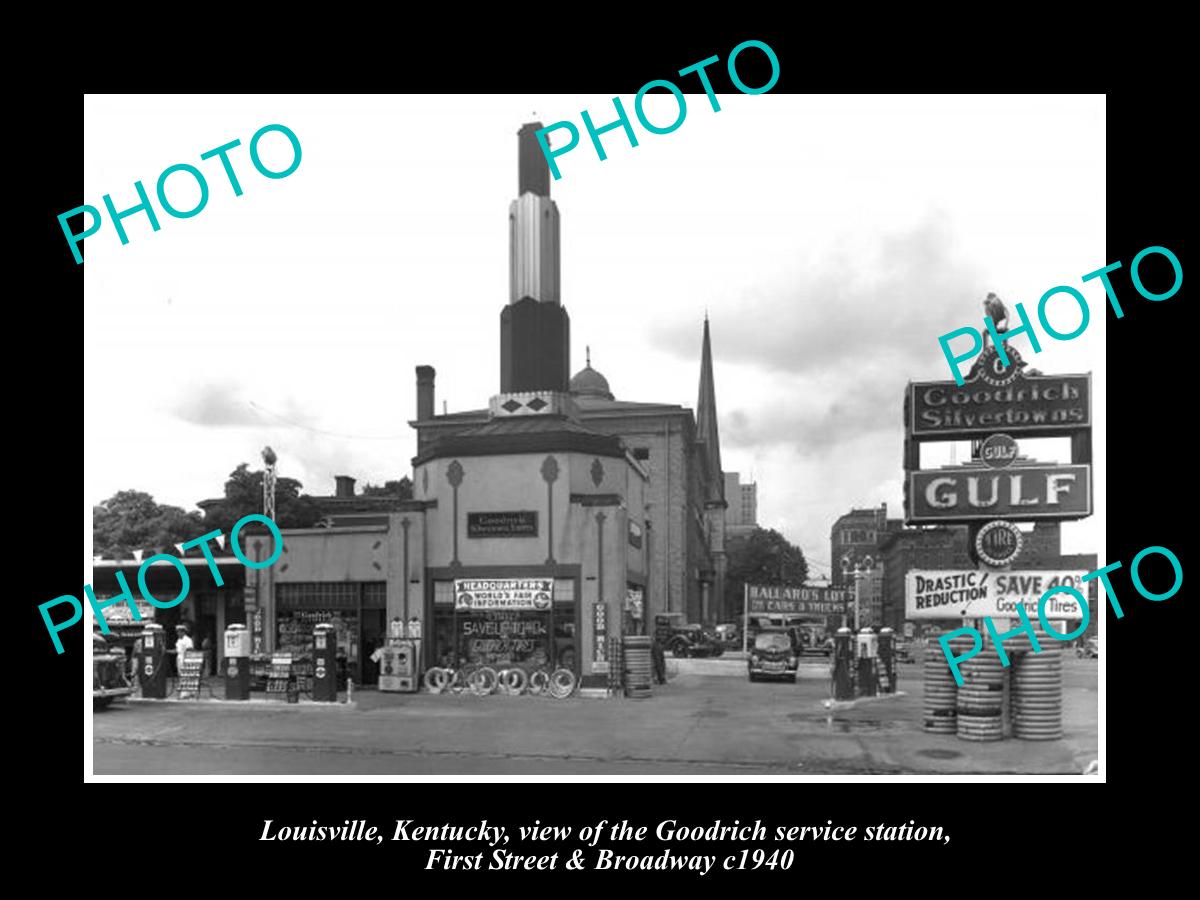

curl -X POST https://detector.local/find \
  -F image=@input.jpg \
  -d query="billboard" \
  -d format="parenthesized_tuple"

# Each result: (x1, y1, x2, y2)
(454, 578, 553, 611)
(746, 584, 851, 616)
(907, 463, 1091, 522)
(905, 569, 1089, 620)
(909, 373, 1090, 439)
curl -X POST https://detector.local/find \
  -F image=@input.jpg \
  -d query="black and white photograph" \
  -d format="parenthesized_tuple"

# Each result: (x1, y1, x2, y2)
(80, 90, 1110, 779)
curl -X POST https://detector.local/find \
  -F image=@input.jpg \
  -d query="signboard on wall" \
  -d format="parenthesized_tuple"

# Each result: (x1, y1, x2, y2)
(909, 373, 1091, 438)
(593, 601, 609, 674)
(905, 569, 1088, 619)
(467, 511, 538, 538)
(454, 578, 553, 611)
(746, 585, 850, 616)
(907, 463, 1091, 522)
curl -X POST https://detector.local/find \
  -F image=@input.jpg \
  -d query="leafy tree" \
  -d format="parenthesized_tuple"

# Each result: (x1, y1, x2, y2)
(360, 477, 413, 498)
(93, 490, 206, 558)
(202, 463, 322, 534)
(725, 527, 809, 617)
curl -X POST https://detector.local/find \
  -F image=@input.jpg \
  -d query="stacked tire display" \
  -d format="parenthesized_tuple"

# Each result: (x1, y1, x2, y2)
(623, 635, 652, 699)
(956, 652, 1005, 742)
(1007, 621, 1065, 741)
(923, 634, 968, 734)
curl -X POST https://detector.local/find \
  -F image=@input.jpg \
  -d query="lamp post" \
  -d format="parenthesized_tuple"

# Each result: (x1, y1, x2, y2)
(840, 554, 874, 631)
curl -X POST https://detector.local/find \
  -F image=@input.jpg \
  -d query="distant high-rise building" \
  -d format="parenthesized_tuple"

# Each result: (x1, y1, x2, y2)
(724, 472, 758, 536)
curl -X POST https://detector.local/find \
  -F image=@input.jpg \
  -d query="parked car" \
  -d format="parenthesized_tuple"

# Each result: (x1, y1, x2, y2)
(667, 624, 725, 658)
(93, 632, 133, 710)
(1076, 636, 1099, 659)
(748, 630, 799, 682)
(893, 637, 915, 663)
(714, 623, 740, 647)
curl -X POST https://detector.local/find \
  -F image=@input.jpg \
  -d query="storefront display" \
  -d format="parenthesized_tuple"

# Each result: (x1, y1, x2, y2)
(432, 578, 577, 673)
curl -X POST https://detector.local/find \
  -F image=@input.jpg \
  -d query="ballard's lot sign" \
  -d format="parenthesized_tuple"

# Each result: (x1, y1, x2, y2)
(747, 584, 850, 616)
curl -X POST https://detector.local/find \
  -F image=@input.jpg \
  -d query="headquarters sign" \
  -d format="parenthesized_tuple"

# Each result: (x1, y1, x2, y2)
(747, 584, 850, 616)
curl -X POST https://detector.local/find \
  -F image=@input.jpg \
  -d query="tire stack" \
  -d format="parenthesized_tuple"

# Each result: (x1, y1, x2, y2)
(608, 635, 623, 695)
(623, 635, 652, 699)
(956, 651, 1005, 742)
(1011, 643, 1063, 741)
(922, 634, 967, 734)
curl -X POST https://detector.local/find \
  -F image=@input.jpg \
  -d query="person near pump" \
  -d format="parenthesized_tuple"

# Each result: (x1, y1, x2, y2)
(174, 625, 194, 680)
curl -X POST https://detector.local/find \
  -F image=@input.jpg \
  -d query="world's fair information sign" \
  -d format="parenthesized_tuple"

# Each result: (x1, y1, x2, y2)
(907, 463, 1091, 522)
(909, 374, 1090, 439)
(454, 578, 553, 611)
(747, 584, 850, 616)
(905, 569, 1088, 620)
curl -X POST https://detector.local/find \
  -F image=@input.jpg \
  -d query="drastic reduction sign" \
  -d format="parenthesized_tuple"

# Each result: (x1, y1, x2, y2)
(909, 373, 1090, 438)
(905, 569, 1088, 619)
(746, 584, 850, 616)
(467, 511, 538, 538)
(908, 463, 1091, 522)
(454, 578, 553, 611)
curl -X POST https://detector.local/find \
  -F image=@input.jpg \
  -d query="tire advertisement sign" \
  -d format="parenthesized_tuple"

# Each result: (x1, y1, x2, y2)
(909, 374, 1090, 438)
(906, 569, 1088, 619)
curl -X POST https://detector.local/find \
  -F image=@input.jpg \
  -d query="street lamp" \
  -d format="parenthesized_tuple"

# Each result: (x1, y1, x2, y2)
(841, 555, 874, 631)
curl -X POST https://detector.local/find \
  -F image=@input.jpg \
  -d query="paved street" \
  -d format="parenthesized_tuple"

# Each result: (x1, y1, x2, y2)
(93, 657, 1098, 775)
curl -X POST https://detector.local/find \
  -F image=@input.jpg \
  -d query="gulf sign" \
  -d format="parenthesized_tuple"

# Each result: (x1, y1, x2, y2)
(907, 463, 1091, 522)
(906, 569, 1088, 620)
(909, 373, 1090, 439)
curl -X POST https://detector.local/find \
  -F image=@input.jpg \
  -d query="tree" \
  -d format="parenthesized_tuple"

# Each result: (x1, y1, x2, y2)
(202, 463, 323, 534)
(360, 477, 413, 498)
(93, 490, 206, 559)
(725, 527, 810, 617)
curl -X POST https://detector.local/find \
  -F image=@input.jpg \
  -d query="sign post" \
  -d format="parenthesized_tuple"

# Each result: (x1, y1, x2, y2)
(742, 583, 748, 654)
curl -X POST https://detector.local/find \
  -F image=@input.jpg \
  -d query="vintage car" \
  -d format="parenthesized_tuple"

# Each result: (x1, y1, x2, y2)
(93, 632, 133, 710)
(748, 630, 799, 682)
(667, 624, 725, 658)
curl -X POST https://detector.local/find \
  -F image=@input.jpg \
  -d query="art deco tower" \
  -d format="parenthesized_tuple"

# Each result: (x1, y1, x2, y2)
(500, 122, 571, 393)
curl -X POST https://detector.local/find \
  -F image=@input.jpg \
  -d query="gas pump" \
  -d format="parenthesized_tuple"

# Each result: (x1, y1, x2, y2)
(856, 627, 878, 697)
(832, 626, 854, 701)
(877, 627, 896, 694)
(139, 623, 167, 699)
(312, 623, 338, 702)
(224, 623, 251, 701)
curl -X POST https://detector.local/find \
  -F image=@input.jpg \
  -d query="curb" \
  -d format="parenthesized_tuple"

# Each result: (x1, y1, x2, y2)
(126, 698, 359, 710)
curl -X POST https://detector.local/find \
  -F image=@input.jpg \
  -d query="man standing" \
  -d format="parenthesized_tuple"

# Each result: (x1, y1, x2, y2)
(175, 625, 194, 682)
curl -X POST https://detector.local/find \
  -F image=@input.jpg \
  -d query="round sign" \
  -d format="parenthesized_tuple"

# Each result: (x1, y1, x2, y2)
(533, 591, 551, 610)
(976, 520, 1023, 567)
(980, 433, 1019, 469)
(228, 662, 239, 677)
(316, 667, 326, 679)
(144, 663, 154, 676)
(976, 345, 1024, 386)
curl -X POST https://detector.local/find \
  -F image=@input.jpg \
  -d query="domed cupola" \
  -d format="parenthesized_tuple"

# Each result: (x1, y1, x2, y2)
(569, 347, 614, 400)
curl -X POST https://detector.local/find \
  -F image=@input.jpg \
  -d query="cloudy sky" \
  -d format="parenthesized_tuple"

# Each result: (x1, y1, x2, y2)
(84, 94, 1106, 576)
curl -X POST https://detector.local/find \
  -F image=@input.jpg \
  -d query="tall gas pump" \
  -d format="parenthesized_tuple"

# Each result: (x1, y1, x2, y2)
(312, 623, 338, 702)
(856, 626, 878, 697)
(224, 623, 251, 700)
(139, 623, 167, 699)
(877, 627, 896, 694)
(832, 626, 854, 700)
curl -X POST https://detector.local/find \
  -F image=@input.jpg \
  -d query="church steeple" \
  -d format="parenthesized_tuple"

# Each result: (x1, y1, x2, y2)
(696, 315, 724, 502)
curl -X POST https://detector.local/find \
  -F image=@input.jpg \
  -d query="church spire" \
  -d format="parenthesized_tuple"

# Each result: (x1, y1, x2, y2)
(696, 315, 724, 502)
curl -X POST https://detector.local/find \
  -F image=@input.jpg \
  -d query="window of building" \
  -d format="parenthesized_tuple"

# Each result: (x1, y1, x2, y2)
(632, 447, 650, 460)
(275, 581, 387, 687)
